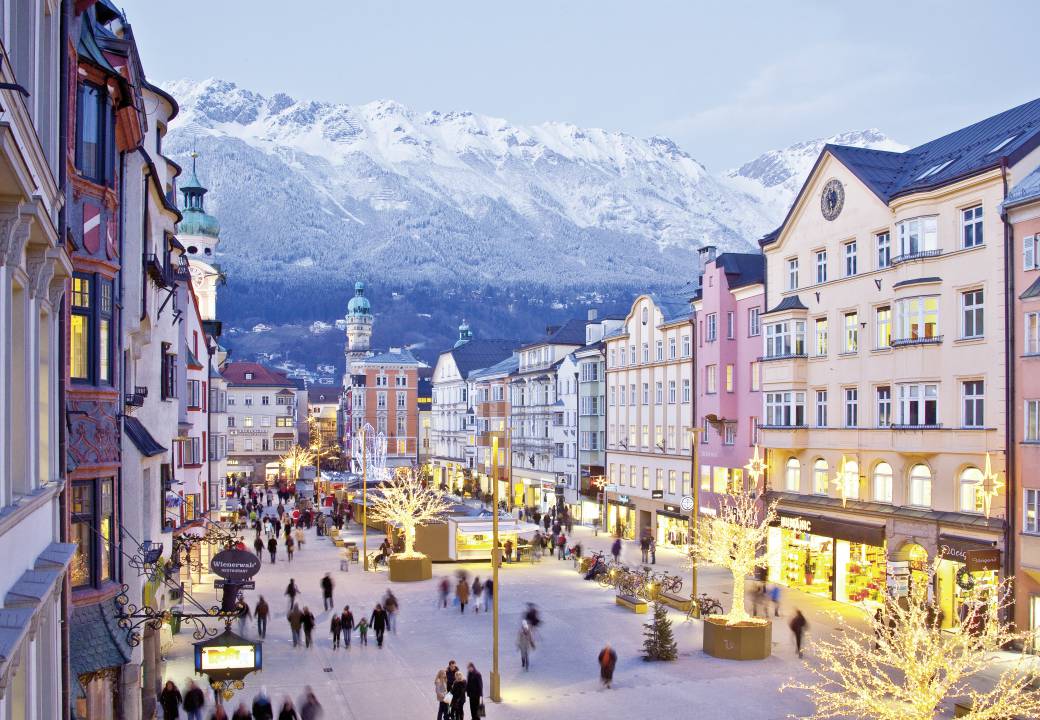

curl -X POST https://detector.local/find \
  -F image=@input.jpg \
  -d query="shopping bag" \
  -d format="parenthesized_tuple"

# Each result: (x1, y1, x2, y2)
(479, 701, 486, 717)
(443, 692, 453, 705)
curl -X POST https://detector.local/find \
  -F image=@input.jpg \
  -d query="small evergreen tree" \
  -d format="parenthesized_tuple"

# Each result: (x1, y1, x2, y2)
(642, 601, 678, 661)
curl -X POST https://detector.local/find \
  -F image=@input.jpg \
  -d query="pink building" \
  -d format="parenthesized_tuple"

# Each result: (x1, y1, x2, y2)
(691, 247, 766, 512)
(1005, 167, 1040, 643)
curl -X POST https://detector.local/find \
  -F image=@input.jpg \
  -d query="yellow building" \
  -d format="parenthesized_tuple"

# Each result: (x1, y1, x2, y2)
(759, 98, 1040, 624)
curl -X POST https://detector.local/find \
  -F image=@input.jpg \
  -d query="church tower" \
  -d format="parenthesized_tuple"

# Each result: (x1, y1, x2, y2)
(345, 281, 373, 370)
(178, 151, 222, 320)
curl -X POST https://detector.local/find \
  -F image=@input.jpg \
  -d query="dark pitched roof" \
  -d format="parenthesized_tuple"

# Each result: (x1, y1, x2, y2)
(764, 96, 1040, 247)
(765, 295, 809, 315)
(716, 252, 766, 290)
(1021, 275, 1040, 300)
(221, 362, 294, 387)
(892, 276, 942, 289)
(468, 354, 520, 381)
(520, 317, 587, 350)
(449, 339, 517, 377)
(650, 294, 692, 324)
(123, 417, 167, 457)
(69, 600, 131, 696)
(307, 385, 342, 404)
(363, 348, 424, 366)
(1005, 165, 1040, 209)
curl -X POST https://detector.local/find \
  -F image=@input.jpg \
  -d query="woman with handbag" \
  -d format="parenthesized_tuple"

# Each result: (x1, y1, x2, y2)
(434, 669, 450, 720)
(449, 671, 467, 720)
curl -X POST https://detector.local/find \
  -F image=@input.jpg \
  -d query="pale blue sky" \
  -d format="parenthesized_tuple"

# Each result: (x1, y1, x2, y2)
(119, 0, 1040, 170)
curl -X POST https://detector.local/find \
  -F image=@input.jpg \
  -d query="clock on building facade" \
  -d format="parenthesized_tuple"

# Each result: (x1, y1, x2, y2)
(820, 178, 844, 221)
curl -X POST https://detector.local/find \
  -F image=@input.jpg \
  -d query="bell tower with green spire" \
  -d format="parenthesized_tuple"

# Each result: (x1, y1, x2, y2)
(178, 150, 222, 320)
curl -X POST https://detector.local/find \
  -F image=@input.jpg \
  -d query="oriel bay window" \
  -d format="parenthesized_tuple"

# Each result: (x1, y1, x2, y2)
(765, 320, 806, 358)
(894, 296, 940, 343)
(70, 479, 115, 589)
(70, 273, 114, 384)
(70, 275, 91, 381)
(897, 383, 938, 427)
(896, 215, 939, 259)
(765, 391, 806, 427)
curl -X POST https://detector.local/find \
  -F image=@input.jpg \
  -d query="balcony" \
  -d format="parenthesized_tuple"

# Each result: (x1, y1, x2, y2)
(758, 353, 808, 363)
(892, 248, 942, 264)
(891, 336, 943, 348)
(124, 392, 145, 408)
(760, 356, 809, 388)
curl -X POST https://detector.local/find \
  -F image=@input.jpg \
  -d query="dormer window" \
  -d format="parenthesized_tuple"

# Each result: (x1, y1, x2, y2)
(244, 372, 254, 380)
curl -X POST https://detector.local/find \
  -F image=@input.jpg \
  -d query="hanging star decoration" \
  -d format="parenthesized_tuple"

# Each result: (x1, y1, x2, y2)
(744, 444, 766, 485)
(975, 452, 1004, 519)
(832, 455, 851, 508)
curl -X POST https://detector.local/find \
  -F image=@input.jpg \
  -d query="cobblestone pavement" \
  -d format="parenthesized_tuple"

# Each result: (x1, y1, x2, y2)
(160, 507, 1031, 719)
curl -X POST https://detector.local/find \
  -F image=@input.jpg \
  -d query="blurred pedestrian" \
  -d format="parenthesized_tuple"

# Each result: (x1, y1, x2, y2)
(253, 535, 263, 557)
(252, 687, 273, 720)
(516, 621, 534, 670)
(288, 605, 303, 647)
(209, 702, 229, 720)
(341, 605, 354, 648)
(255, 596, 269, 639)
(321, 573, 334, 611)
(301, 607, 315, 648)
(769, 583, 781, 617)
(611, 538, 622, 563)
(159, 680, 182, 720)
(466, 663, 483, 720)
(285, 579, 300, 613)
(439, 577, 451, 608)
(456, 577, 470, 614)
(277, 698, 298, 720)
(267, 536, 278, 564)
(598, 644, 617, 688)
(649, 536, 656, 564)
(789, 609, 808, 658)
(231, 703, 251, 720)
(483, 578, 493, 612)
(357, 615, 369, 645)
(370, 603, 388, 647)
(183, 681, 205, 720)
(471, 577, 482, 613)
(300, 687, 322, 720)
(384, 590, 399, 633)
(330, 613, 342, 650)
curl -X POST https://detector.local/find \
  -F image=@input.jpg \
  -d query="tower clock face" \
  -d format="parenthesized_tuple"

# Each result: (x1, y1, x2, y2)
(820, 179, 844, 221)
(189, 264, 205, 287)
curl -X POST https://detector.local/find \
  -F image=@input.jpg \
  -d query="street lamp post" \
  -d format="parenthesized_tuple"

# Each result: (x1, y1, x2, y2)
(689, 428, 702, 617)
(490, 434, 502, 702)
(362, 427, 369, 572)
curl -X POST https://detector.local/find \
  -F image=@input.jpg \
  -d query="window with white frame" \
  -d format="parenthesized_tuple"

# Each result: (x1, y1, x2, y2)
(681, 334, 691, 357)
(844, 312, 858, 352)
(845, 240, 858, 276)
(750, 362, 760, 392)
(642, 343, 649, 363)
(876, 231, 891, 269)
(765, 320, 806, 357)
(842, 459, 860, 500)
(876, 306, 891, 349)
(668, 380, 676, 404)
(1025, 399, 1040, 441)
(961, 289, 984, 339)
(725, 364, 734, 392)
(682, 378, 691, 403)
(873, 462, 893, 503)
(619, 347, 626, 366)
(787, 257, 799, 290)
(706, 365, 717, 394)
(396, 392, 406, 409)
(723, 423, 736, 446)
(815, 390, 827, 427)
(1025, 234, 1040, 270)
(748, 307, 761, 337)
(764, 391, 806, 427)
(909, 464, 932, 507)
(609, 385, 617, 406)
(813, 459, 829, 495)
(655, 340, 663, 361)
(894, 296, 940, 341)
(897, 216, 939, 257)
(959, 466, 985, 513)
(844, 387, 858, 427)
(876, 386, 892, 427)
(898, 383, 938, 426)
(668, 470, 677, 494)
(377, 391, 387, 409)
(1027, 312, 1040, 355)
(655, 381, 663, 404)
(785, 458, 800, 492)
(962, 205, 983, 248)
(815, 317, 828, 356)
(962, 380, 984, 428)
(1025, 488, 1040, 534)
(668, 337, 676, 359)
(727, 312, 735, 339)
(815, 250, 827, 284)
(706, 314, 717, 342)
(641, 382, 649, 404)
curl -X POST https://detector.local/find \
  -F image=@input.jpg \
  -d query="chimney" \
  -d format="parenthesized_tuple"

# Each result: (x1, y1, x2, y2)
(698, 244, 718, 266)
(587, 308, 598, 321)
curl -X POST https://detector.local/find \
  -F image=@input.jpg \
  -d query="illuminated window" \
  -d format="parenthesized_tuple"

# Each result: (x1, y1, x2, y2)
(909, 464, 932, 508)
(70, 275, 91, 381)
(873, 462, 893, 503)
(785, 458, 800, 492)
(959, 467, 985, 513)
(813, 459, 829, 495)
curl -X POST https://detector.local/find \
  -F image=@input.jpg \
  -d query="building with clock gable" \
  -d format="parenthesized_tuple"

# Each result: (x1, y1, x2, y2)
(758, 97, 1040, 625)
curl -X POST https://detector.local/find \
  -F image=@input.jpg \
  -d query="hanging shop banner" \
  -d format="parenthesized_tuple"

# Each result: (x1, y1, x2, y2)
(937, 535, 1001, 571)
(210, 549, 262, 582)
(773, 510, 885, 546)
(651, 489, 664, 499)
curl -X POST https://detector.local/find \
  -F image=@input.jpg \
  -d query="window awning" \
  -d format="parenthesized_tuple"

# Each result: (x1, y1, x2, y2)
(124, 417, 168, 457)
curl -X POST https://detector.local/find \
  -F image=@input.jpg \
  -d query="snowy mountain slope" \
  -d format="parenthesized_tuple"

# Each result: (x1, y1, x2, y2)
(724, 129, 907, 222)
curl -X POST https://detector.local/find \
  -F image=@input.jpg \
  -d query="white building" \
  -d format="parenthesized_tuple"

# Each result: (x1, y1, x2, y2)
(223, 363, 300, 484)
(0, 3, 75, 719)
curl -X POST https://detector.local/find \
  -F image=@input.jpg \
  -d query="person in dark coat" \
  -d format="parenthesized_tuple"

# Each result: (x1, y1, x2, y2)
(299, 687, 322, 720)
(449, 671, 467, 720)
(301, 607, 315, 648)
(253, 535, 264, 557)
(252, 688, 274, 720)
(159, 680, 182, 720)
(255, 596, 269, 639)
(267, 536, 278, 563)
(465, 663, 483, 720)
(789, 609, 808, 658)
(230, 703, 251, 720)
(598, 644, 617, 688)
(285, 579, 300, 612)
(183, 680, 205, 720)
(611, 538, 622, 563)
(277, 698, 298, 720)
(446, 659, 459, 686)
(321, 573, 334, 611)
(341, 605, 355, 648)
(370, 603, 389, 647)
(330, 613, 342, 650)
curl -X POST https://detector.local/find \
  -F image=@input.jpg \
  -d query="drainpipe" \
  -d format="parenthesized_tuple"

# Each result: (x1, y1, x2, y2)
(574, 369, 579, 518)
(1000, 156, 1016, 623)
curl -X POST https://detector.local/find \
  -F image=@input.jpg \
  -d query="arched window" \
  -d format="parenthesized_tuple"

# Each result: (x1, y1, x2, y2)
(785, 458, 801, 492)
(873, 462, 893, 503)
(909, 464, 932, 508)
(813, 459, 829, 495)
(959, 467, 984, 513)
(843, 459, 860, 500)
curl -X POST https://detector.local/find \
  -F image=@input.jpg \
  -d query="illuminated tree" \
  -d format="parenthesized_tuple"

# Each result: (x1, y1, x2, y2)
(785, 566, 1040, 719)
(686, 485, 776, 625)
(370, 467, 452, 557)
(307, 415, 341, 473)
(279, 445, 314, 481)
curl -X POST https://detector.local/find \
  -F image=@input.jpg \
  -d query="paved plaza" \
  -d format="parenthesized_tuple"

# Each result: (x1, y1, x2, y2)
(162, 509, 1023, 719)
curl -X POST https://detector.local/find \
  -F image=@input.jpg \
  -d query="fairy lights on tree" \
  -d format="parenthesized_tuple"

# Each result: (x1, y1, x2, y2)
(785, 564, 1040, 719)
(370, 466, 452, 557)
(278, 445, 315, 481)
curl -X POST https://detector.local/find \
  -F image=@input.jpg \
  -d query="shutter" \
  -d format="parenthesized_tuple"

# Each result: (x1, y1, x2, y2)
(1027, 234, 1036, 271)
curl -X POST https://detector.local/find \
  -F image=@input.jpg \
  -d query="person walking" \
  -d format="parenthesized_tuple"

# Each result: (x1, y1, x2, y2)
(252, 688, 274, 720)
(236, 598, 251, 636)
(255, 596, 269, 639)
(516, 621, 535, 670)
(285, 579, 300, 613)
(557, 532, 566, 560)
(159, 680, 182, 720)
(330, 613, 342, 650)
(370, 603, 388, 647)
(321, 573, 334, 611)
(504, 539, 513, 563)
(285, 534, 295, 562)
(231, 703, 251, 720)
(466, 663, 483, 720)
(384, 590, 399, 633)
(287, 605, 303, 647)
(434, 669, 450, 720)
(471, 577, 482, 614)
(456, 577, 470, 614)
(649, 536, 656, 564)
(209, 703, 229, 720)
(357, 616, 369, 646)
(640, 534, 650, 563)
(301, 607, 315, 649)
(439, 577, 451, 608)
(611, 537, 622, 563)
(598, 644, 617, 689)
(183, 681, 205, 720)
(300, 687, 322, 720)
(789, 609, 808, 658)
(267, 536, 278, 564)
(449, 669, 467, 720)
(769, 583, 781, 617)
(341, 605, 354, 648)
(294, 525, 305, 550)
(253, 535, 264, 557)
(483, 578, 493, 613)
(277, 698, 298, 720)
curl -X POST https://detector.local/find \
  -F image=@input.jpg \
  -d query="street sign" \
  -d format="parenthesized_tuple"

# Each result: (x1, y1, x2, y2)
(214, 580, 255, 590)
(680, 496, 694, 512)
(211, 549, 262, 582)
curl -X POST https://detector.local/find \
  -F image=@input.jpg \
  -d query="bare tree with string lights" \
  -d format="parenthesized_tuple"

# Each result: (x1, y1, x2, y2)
(371, 466, 452, 559)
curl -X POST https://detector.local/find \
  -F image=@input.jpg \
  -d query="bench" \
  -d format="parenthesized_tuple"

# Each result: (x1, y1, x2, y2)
(954, 700, 1011, 719)
(658, 591, 693, 613)
(333, 538, 346, 548)
(615, 594, 648, 613)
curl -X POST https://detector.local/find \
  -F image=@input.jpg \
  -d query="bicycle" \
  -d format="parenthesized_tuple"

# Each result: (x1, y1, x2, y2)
(655, 572, 683, 595)
(686, 593, 723, 620)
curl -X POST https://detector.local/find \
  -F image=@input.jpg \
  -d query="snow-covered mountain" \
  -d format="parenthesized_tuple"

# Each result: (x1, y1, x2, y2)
(725, 129, 907, 221)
